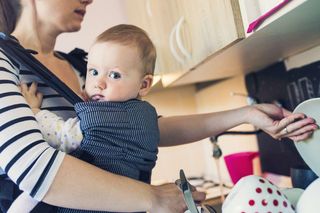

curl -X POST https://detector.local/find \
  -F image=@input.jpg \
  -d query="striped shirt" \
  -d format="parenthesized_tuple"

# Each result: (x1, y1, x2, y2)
(0, 49, 84, 201)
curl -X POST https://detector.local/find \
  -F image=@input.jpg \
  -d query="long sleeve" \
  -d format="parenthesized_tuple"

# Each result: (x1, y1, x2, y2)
(0, 50, 65, 201)
(35, 110, 82, 153)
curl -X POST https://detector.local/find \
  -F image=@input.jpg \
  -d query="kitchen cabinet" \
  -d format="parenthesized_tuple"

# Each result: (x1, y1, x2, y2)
(125, 0, 245, 86)
(167, 0, 320, 87)
(179, 0, 244, 70)
(125, 0, 183, 76)
(125, 0, 320, 88)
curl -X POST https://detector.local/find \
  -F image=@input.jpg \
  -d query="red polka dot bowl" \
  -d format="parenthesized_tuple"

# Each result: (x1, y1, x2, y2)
(222, 175, 295, 213)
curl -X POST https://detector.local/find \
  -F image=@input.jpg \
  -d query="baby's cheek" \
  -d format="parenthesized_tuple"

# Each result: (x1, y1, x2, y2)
(80, 90, 89, 101)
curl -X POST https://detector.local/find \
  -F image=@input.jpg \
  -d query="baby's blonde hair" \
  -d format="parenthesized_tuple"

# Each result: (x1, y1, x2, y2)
(95, 24, 156, 76)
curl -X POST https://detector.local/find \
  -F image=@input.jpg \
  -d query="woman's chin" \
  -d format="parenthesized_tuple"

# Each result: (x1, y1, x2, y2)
(64, 24, 82, 33)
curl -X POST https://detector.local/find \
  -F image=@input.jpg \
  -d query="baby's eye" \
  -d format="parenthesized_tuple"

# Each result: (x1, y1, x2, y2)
(108, 71, 121, 79)
(88, 69, 99, 76)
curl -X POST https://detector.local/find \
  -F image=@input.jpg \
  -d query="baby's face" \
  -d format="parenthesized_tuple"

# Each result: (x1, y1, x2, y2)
(85, 41, 145, 102)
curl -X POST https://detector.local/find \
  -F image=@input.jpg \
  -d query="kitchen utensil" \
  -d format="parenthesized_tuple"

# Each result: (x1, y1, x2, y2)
(247, 0, 292, 33)
(178, 170, 217, 213)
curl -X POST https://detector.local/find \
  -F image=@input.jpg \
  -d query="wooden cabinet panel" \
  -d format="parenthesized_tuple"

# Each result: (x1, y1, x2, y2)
(181, 0, 244, 69)
(125, 0, 184, 75)
(125, 0, 245, 81)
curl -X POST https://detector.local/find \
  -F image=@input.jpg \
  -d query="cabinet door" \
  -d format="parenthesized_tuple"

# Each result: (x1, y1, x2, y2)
(149, 0, 188, 75)
(125, 0, 245, 81)
(125, 0, 185, 76)
(179, 0, 244, 70)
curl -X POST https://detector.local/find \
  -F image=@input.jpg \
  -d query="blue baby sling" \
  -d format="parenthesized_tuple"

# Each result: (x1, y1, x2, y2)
(58, 100, 160, 213)
(74, 100, 159, 182)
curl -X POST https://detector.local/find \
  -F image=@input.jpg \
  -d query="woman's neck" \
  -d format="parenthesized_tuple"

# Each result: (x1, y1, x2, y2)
(12, 20, 59, 56)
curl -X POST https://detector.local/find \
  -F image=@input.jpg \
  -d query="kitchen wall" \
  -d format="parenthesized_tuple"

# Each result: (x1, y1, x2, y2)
(194, 76, 257, 184)
(143, 85, 207, 183)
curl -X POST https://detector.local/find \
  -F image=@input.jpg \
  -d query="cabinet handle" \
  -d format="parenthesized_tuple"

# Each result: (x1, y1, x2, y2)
(169, 22, 185, 64)
(175, 16, 192, 60)
(146, 0, 152, 17)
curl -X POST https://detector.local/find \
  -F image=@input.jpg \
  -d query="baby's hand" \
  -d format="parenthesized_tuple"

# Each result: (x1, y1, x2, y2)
(20, 82, 43, 114)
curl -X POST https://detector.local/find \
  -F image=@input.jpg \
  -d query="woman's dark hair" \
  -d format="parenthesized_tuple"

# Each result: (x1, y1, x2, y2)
(0, 0, 21, 34)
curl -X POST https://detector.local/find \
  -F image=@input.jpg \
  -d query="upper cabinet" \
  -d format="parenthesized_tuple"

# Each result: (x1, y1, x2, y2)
(125, 0, 245, 86)
(125, 0, 320, 87)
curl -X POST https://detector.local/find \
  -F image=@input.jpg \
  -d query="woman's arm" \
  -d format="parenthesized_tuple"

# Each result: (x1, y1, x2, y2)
(0, 51, 205, 212)
(44, 154, 204, 212)
(158, 104, 317, 147)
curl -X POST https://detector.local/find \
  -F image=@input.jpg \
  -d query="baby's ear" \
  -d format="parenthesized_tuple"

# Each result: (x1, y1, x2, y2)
(139, 75, 153, 97)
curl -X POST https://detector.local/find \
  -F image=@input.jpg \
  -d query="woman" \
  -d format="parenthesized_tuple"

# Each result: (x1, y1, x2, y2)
(0, 0, 317, 212)
(0, 0, 205, 212)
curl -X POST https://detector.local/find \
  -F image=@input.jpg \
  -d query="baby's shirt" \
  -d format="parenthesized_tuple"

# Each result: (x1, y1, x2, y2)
(35, 110, 83, 153)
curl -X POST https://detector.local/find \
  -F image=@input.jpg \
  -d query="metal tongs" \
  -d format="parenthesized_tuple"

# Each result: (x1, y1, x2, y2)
(178, 169, 217, 213)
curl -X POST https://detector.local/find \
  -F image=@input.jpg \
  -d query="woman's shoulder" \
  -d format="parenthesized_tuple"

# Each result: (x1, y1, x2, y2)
(0, 48, 17, 68)
(0, 48, 20, 80)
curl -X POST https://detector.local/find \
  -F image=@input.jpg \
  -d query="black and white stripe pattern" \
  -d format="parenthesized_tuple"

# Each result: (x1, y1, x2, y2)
(0, 49, 84, 201)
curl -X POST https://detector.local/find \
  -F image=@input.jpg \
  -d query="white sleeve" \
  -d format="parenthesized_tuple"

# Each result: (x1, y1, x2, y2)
(35, 110, 83, 153)
(7, 192, 39, 213)
(0, 49, 65, 201)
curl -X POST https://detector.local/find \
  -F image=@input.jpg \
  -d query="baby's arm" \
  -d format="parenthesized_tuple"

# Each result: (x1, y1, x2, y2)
(20, 83, 83, 153)
(35, 110, 83, 153)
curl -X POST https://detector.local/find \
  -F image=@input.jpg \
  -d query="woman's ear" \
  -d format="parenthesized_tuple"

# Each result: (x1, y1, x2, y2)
(139, 74, 153, 97)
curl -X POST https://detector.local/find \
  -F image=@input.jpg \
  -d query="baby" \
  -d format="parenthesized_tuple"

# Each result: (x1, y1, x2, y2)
(10, 24, 158, 213)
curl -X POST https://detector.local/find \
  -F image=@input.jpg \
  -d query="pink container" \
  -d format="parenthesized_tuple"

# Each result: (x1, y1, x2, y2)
(224, 152, 259, 184)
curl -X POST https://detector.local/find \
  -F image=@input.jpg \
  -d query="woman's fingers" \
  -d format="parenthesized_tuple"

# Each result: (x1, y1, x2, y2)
(278, 113, 307, 130)
(285, 124, 317, 139)
(281, 107, 293, 117)
(278, 117, 317, 139)
(151, 182, 206, 213)
(192, 190, 206, 203)
(289, 131, 314, 142)
(151, 183, 187, 213)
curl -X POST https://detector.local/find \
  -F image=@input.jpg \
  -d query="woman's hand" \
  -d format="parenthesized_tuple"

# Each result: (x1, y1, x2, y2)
(150, 183, 206, 213)
(20, 82, 43, 114)
(248, 104, 318, 142)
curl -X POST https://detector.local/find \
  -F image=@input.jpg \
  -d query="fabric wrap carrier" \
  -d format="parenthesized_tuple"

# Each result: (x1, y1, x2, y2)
(58, 100, 159, 213)
(74, 99, 159, 183)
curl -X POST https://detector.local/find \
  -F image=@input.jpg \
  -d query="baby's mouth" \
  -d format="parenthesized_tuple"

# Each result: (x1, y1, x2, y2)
(91, 94, 104, 101)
